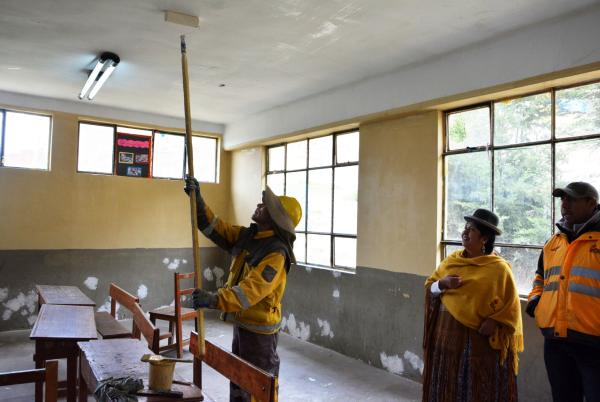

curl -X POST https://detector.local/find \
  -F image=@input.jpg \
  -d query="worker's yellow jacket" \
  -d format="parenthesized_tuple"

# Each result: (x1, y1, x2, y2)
(529, 230, 600, 344)
(197, 202, 290, 334)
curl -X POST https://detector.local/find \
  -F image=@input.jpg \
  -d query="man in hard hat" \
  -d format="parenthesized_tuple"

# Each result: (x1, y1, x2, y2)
(184, 176, 301, 402)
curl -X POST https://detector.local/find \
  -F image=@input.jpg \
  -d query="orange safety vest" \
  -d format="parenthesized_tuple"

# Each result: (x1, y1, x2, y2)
(535, 231, 600, 339)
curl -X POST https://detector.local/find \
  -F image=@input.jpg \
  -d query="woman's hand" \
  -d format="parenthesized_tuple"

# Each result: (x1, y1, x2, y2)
(439, 274, 462, 290)
(478, 318, 498, 336)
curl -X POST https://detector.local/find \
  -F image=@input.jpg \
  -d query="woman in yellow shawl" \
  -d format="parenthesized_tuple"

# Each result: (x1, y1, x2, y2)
(422, 209, 523, 402)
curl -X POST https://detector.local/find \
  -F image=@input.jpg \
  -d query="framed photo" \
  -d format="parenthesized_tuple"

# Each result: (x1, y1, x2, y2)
(135, 153, 149, 164)
(126, 166, 143, 177)
(119, 152, 134, 164)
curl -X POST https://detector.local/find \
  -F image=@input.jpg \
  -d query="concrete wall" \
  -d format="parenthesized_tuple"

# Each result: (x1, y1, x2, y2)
(0, 108, 231, 331)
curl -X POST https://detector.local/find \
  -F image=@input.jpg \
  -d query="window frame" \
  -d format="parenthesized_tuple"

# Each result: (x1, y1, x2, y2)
(442, 79, 600, 292)
(0, 108, 52, 171)
(266, 129, 359, 271)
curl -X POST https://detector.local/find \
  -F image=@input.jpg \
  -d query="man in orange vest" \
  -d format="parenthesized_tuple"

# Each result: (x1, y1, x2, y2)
(527, 181, 600, 402)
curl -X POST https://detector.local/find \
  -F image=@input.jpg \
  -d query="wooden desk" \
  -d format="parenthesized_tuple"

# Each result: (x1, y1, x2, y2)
(36, 285, 96, 309)
(30, 304, 97, 402)
(78, 339, 206, 401)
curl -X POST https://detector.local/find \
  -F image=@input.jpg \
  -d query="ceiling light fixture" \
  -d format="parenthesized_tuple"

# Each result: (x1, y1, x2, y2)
(79, 52, 120, 100)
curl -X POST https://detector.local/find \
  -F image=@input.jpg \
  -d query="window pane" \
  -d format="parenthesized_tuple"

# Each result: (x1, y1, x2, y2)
(191, 136, 217, 183)
(334, 237, 356, 268)
(286, 140, 307, 170)
(309, 136, 333, 167)
(78, 123, 114, 174)
(266, 173, 284, 195)
(494, 145, 551, 245)
(336, 131, 359, 163)
(556, 82, 600, 138)
(447, 107, 490, 150)
(152, 132, 185, 179)
(307, 168, 332, 232)
(555, 138, 600, 192)
(496, 246, 541, 295)
(333, 166, 358, 234)
(494, 93, 551, 145)
(116, 126, 152, 136)
(445, 244, 463, 258)
(294, 233, 306, 263)
(285, 171, 307, 230)
(307, 234, 330, 266)
(445, 152, 491, 240)
(268, 146, 285, 171)
(3, 112, 51, 169)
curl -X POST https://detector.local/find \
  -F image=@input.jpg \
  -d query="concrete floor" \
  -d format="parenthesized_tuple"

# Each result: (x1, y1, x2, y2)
(0, 316, 421, 401)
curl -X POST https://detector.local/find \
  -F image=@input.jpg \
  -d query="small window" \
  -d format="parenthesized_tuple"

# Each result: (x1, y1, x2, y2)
(152, 132, 185, 179)
(78, 123, 114, 174)
(1, 111, 51, 170)
(190, 136, 218, 183)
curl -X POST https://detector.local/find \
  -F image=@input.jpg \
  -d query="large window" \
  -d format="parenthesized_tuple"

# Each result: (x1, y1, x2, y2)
(443, 81, 600, 294)
(77, 122, 219, 182)
(0, 110, 51, 170)
(266, 131, 359, 270)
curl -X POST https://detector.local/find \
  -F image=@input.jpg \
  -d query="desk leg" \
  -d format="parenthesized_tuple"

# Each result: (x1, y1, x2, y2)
(67, 355, 77, 402)
(78, 360, 88, 402)
(34, 343, 44, 402)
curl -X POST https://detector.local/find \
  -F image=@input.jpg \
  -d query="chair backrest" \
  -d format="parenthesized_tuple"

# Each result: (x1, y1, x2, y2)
(174, 272, 196, 319)
(0, 360, 58, 402)
(109, 283, 139, 318)
(109, 283, 160, 353)
(189, 331, 277, 402)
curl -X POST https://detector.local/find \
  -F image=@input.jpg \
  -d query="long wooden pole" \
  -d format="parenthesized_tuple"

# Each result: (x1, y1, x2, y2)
(180, 35, 205, 357)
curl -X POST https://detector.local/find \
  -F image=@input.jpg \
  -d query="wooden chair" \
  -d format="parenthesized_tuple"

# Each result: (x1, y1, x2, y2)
(0, 360, 58, 402)
(149, 272, 197, 357)
(95, 283, 140, 339)
(189, 331, 277, 402)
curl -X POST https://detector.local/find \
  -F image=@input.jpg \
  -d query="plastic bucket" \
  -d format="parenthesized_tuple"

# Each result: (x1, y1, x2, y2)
(148, 360, 176, 391)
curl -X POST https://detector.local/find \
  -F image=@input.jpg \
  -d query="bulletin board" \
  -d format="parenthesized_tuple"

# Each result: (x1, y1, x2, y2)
(115, 132, 152, 178)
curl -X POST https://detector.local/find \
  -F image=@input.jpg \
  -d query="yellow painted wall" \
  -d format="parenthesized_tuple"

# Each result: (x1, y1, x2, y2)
(0, 110, 231, 250)
(357, 111, 441, 276)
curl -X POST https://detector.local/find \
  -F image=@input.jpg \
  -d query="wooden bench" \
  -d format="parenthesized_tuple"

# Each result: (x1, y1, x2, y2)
(0, 360, 58, 402)
(190, 331, 277, 402)
(94, 283, 139, 339)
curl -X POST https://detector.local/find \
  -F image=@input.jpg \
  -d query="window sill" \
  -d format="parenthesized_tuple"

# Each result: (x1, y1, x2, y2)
(293, 262, 356, 275)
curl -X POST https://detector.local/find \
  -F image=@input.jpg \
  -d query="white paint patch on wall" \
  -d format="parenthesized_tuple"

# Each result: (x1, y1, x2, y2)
(332, 289, 340, 298)
(27, 314, 38, 326)
(168, 259, 181, 270)
(285, 313, 310, 341)
(404, 350, 425, 374)
(203, 268, 214, 281)
(83, 277, 99, 290)
(96, 299, 113, 313)
(137, 285, 148, 299)
(2, 310, 12, 320)
(311, 21, 337, 39)
(213, 267, 225, 287)
(317, 318, 334, 339)
(0, 288, 8, 302)
(380, 352, 404, 375)
(2, 290, 37, 322)
(163, 258, 170, 264)
(305, 266, 312, 273)
(332, 270, 341, 278)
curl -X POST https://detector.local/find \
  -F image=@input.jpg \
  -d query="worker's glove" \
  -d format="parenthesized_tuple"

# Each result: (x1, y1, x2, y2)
(184, 175, 201, 199)
(192, 288, 218, 310)
(525, 296, 540, 318)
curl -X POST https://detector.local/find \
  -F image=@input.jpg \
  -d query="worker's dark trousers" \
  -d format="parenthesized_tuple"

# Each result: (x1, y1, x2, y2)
(544, 338, 600, 402)
(230, 325, 279, 402)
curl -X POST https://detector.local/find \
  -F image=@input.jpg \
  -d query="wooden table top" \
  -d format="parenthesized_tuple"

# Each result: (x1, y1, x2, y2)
(78, 339, 208, 401)
(30, 304, 97, 340)
(36, 285, 96, 306)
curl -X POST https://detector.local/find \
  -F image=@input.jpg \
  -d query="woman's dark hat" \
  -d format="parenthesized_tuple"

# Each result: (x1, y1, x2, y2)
(464, 209, 502, 235)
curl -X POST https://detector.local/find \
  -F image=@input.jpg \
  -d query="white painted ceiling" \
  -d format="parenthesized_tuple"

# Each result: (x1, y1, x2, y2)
(0, 0, 597, 125)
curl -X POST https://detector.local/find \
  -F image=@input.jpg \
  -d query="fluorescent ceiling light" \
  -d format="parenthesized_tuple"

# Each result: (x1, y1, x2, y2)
(79, 52, 120, 100)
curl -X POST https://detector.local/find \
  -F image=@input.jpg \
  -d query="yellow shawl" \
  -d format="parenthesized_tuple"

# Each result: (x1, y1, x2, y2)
(426, 250, 524, 374)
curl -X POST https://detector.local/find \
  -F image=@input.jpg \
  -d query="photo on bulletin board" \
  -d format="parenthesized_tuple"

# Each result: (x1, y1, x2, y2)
(135, 153, 149, 164)
(119, 152, 134, 164)
(127, 166, 143, 177)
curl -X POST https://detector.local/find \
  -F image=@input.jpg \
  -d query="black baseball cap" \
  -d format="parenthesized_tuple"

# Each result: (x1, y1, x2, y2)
(552, 182, 598, 201)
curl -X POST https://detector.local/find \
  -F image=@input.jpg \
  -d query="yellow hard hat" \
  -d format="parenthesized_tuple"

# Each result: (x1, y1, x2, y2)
(263, 186, 302, 234)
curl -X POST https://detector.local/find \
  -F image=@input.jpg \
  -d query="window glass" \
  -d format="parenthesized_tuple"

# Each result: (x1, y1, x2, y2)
(152, 132, 185, 179)
(309, 136, 333, 167)
(294, 233, 306, 263)
(307, 168, 332, 232)
(78, 123, 114, 174)
(191, 136, 217, 183)
(494, 145, 552, 245)
(555, 138, 600, 192)
(496, 246, 541, 295)
(336, 131, 359, 163)
(268, 146, 285, 171)
(333, 166, 358, 235)
(447, 107, 490, 150)
(266, 173, 284, 195)
(444, 152, 491, 240)
(285, 171, 307, 230)
(334, 237, 356, 268)
(556, 82, 600, 138)
(307, 234, 330, 266)
(3, 112, 51, 169)
(494, 93, 551, 145)
(286, 140, 306, 170)
(116, 126, 152, 136)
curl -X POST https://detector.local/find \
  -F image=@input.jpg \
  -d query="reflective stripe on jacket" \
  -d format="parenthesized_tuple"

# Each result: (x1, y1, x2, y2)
(197, 202, 288, 334)
(534, 231, 600, 342)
